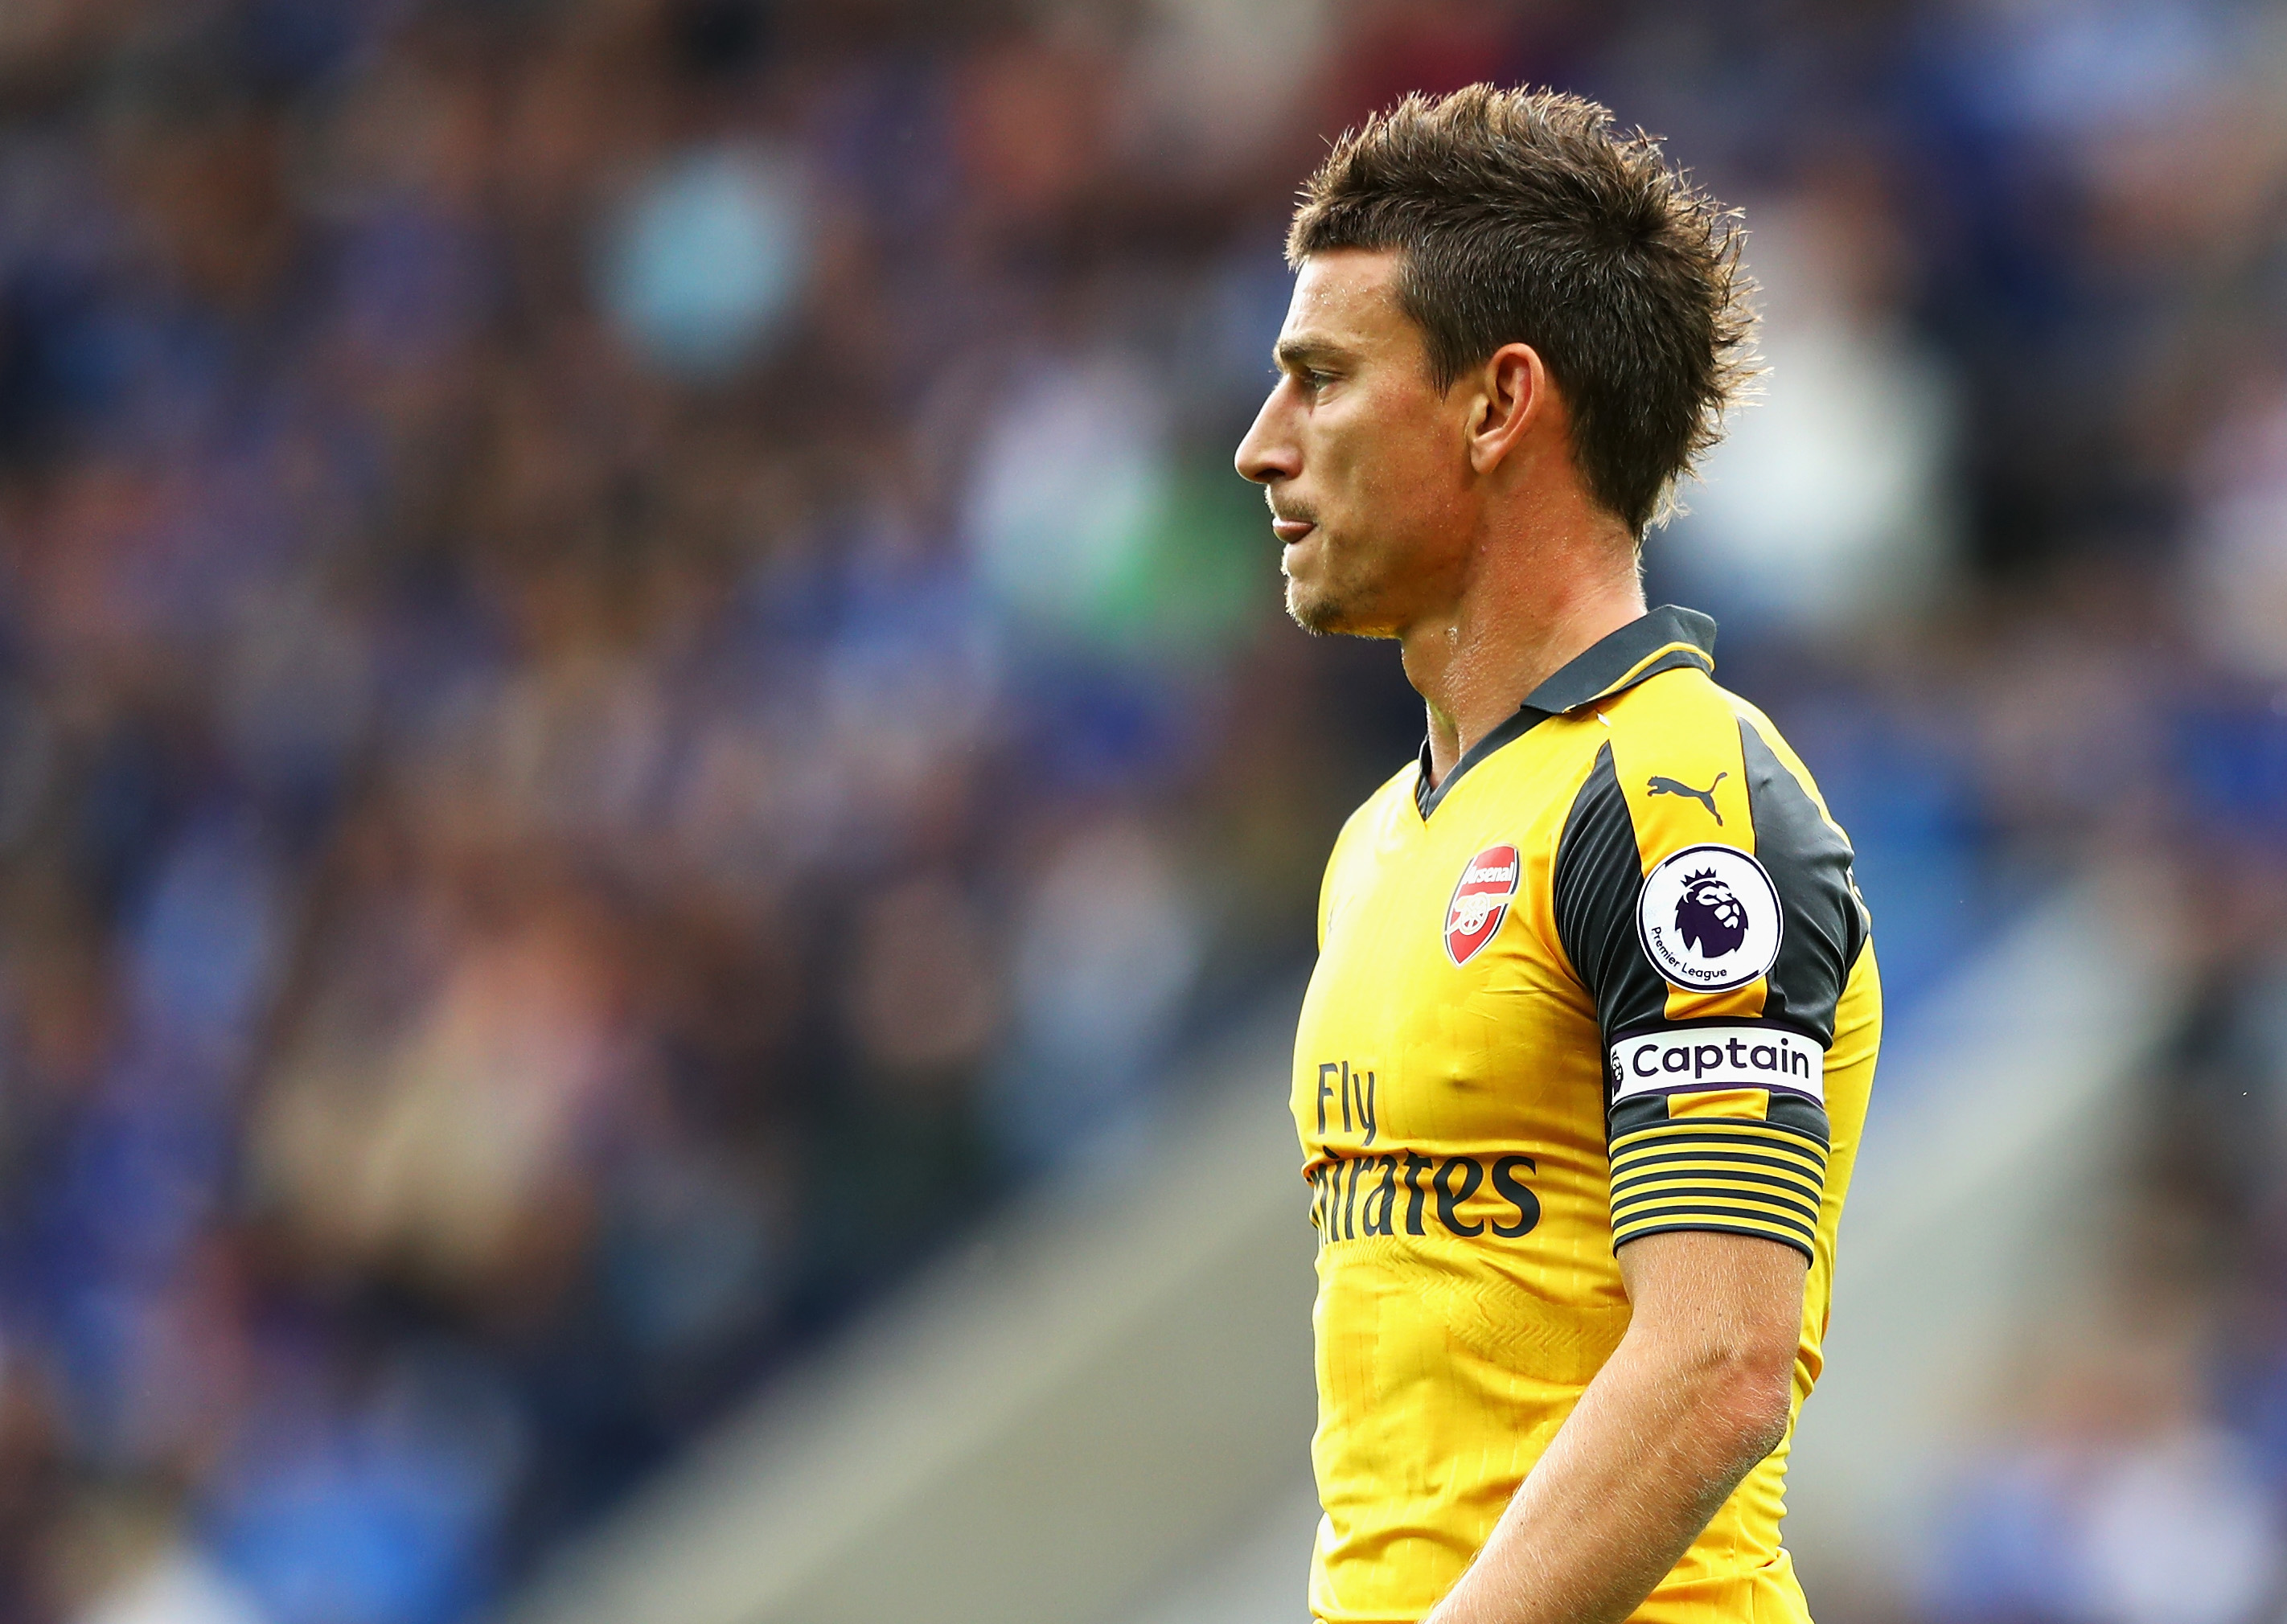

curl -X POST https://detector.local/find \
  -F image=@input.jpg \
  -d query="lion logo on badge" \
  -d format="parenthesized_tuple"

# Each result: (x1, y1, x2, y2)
(1636, 844, 1783, 992)
(1674, 870, 1748, 958)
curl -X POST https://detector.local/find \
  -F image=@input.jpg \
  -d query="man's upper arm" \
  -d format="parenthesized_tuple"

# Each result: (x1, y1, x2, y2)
(1615, 1228, 1809, 1378)
(1553, 706, 1868, 1261)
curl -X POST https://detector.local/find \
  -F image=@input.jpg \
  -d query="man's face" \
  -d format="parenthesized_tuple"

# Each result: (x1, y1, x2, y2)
(1234, 249, 1476, 637)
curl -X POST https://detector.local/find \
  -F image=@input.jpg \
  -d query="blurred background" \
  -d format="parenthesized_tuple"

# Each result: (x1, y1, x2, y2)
(1, 1, 2285, 1622)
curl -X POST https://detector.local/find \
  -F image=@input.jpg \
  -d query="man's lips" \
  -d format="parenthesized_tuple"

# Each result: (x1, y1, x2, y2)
(1272, 518, 1315, 543)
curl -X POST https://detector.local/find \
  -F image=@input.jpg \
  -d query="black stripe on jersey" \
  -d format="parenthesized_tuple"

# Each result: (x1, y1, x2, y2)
(1608, 1151, 1825, 1194)
(1612, 1191, 1824, 1238)
(1763, 1090, 1831, 1146)
(1612, 1147, 1827, 1187)
(1609, 1085, 1833, 1148)
(1609, 1164, 1825, 1209)
(1739, 718, 1867, 1047)
(1612, 1122, 1831, 1159)
(1607, 1084, 1830, 1142)
(1554, 741, 1672, 1044)
(1609, 1131, 1828, 1183)
(1610, 1180, 1820, 1235)
(1607, 1091, 1668, 1142)
(1609, 1118, 1829, 1258)
(1614, 1199, 1817, 1240)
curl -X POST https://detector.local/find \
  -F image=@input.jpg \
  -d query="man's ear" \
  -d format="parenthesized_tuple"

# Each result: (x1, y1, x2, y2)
(1465, 342, 1549, 475)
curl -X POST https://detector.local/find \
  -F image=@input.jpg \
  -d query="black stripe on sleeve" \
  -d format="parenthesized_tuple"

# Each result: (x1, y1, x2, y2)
(1553, 743, 1672, 1047)
(1608, 1118, 1829, 1258)
(1607, 1218, 1819, 1257)
(1765, 1091, 1830, 1146)
(1739, 719, 1867, 1048)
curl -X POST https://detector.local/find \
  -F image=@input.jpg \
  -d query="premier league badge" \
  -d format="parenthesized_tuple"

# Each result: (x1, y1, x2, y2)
(1636, 844, 1783, 991)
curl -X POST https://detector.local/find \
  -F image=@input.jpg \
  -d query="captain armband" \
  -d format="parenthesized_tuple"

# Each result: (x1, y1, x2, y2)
(1605, 1023, 1829, 1260)
(1610, 1024, 1824, 1105)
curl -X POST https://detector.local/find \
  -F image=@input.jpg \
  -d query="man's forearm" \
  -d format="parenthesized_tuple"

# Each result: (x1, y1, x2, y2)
(1423, 1234, 1802, 1624)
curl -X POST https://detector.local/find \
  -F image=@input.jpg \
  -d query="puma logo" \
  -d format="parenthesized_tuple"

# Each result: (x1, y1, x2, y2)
(1646, 772, 1727, 825)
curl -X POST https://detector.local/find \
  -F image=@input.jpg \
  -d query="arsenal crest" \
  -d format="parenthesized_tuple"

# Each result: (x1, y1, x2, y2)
(1445, 843, 1520, 965)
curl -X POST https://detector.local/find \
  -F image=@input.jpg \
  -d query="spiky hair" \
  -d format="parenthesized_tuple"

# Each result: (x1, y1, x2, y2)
(1288, 84, 1759, 538)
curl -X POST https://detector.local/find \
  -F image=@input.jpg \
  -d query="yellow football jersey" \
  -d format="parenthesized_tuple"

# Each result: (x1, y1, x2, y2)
(1293, 605, 1880, 1624)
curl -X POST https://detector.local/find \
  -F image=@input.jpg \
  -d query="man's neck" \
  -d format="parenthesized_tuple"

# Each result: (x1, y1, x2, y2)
(1402, 532, 1646, 790)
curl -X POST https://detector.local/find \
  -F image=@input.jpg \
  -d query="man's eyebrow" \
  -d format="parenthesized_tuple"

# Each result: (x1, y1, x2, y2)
(1274, 336, 1352, 373)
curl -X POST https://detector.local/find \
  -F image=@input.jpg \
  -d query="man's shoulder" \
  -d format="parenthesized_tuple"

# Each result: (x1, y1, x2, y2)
(1595, 668, 1842, 824)
(1355, 757, 1423, 822)
(1598, 660, 1750, 748)
(1322, 758, 1421, 864)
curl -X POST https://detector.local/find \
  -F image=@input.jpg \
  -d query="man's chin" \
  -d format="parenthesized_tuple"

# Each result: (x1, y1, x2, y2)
(1284, 580, 1358, 636)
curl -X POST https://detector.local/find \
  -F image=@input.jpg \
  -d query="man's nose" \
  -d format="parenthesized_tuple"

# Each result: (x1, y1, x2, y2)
(1234, 384, 1300, 487)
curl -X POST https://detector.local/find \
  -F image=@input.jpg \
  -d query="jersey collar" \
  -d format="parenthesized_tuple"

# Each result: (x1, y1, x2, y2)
(1413, 605, 1718, 818)
(1522, 603, 1717, 713)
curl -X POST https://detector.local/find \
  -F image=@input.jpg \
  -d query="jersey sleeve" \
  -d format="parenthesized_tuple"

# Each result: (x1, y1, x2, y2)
(1552, 707, 1869, 1260)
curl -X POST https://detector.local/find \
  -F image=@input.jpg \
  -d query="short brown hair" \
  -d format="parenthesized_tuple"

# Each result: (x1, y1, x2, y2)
(1287, 85, 1756, 538)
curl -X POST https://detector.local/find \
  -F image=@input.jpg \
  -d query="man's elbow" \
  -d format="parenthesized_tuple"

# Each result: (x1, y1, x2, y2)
(1702, 1331, 1796, 1466)
(1727, 1367, 1794, 1466)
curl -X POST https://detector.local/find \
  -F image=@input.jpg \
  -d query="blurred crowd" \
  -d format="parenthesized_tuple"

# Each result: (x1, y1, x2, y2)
(0, 1, 2284, 1622)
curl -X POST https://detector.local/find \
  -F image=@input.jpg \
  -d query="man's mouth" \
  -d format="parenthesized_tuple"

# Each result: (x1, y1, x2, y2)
(1272, 517, 1316, 543)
